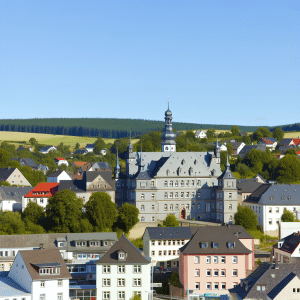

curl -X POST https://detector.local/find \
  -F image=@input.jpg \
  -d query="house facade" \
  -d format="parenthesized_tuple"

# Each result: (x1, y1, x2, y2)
(47, 170, 72, 183)
(179, 225, 254, 297)
(55, 157, 69, 167)
(0, 168, 31, 187)
(194, 130, 207, 139)
(39, 145, 57, 154)
(96, 234, 151, 300)
(243, 184, 300, 235)
(115, 108, 238, 224)
(257, 137, 278, 151)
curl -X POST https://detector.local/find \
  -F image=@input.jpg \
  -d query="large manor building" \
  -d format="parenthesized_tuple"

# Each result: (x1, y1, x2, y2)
(115, 107, 238, 224)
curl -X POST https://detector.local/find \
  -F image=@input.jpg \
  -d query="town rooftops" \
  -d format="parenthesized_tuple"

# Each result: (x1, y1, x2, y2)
(232, 262, 300, 300)
(244, 184, 300, 205)
(24, 182, 59, 198)
(179, 226, 252, 255)
(258, 137, 277, 144)
(279, 138, 294, 147)
(16, 249, 71, 281)
(0, 186, 33, 203)
(293, 138, 300, 147)
(144, 227, 192, 240)
(73, 161, 88, 168)
(10, 158, 38, 169)
(0, 168, 16, 181)
(97, 234, 151, 265)
(237, 180, 264, 194)
(273, 232, 300, 254)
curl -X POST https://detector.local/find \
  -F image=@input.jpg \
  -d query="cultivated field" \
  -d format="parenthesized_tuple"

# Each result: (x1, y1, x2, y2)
(283, 132, 300, 138)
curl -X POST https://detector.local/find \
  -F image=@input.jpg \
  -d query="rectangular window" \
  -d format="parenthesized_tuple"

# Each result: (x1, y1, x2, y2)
(233, 256, 238, 263)
(195, 282, 200, 289)
(103, 292, 110, 299)
(206, 269, 211, 276)
(232, 269, 238, 277)
(40, 295, 45, 300)
(213, 256, 218, 263)
(133, 265, 141, 273)
(269, 218, 272, 225)
(221, 269, 226, 276)
(118, 291, 125, 299)
(221, 282, 226, 290)
(214, 282, 219, 290)
(40, 281, 45, 288)
(118, 265, 125, 273)
(221, 256, 226, 263)
(194, 256, 200, 263)
(214, 269, 219, 277)
(206, 256, 211, 264)
(103, 279, 111, 286)
(133, 278, 141, 286)
(118, 278, 125, 287)
(57, 293, 63, 300)
(103, 265, 111, 273)
(195, 269, 200, 276)
(58, 280, 63, 287)
(206, 282, 212, 290)
(159, 251, 162, 256)
(151, 251, 155, 256)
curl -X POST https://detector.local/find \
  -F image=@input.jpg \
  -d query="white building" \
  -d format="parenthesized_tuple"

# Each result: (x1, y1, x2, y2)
(54, 157, 69, 167)
(39, 145, 57, 154)
(143, 227, 192, 268)
(194, 130, 207, 139)
(243, 184, 300, 235)
(47, 170, 72, 183)
(96, 234, 151, 300)
(5, 248, 71, 300)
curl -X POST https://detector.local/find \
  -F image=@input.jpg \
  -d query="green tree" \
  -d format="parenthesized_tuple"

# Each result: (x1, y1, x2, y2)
(285, 148, 297, 156)
(22, 201, 45, 224)
(226, 143, 233, 156)
(231, 126, 239, 136)
(162, 214, 179, 227)
(118, 203, 139, 233)
(277, 155, 300, 184)
(253, 127, 272, 141)
(130, 294, 142, 300)
(24, 220, 46, 234)
(272, 127, 284, 142)
(0, 211, 26, 235)
(85, 192, 117, 231)
(29, 137, 37, 146)
(281, 208, 296, 222)
(0, 181, 11, 186)
(234, 206, 258, 230)
(0, 148, 10, 167)
(75, 142, 80, 151)
(206, 129, 216, 139)
(93, 136, 106, 155)
(46, 190, 83, 233)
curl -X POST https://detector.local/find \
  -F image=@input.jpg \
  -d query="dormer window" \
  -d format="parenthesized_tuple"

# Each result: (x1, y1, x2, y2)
(118, 249, 127, 261)
(200, 242, 208, 248)
(119, 253, 125, 259)
(228, 242, 235, 249)
(76, 241, 87, 247)
(34, 263, 62, 275)
(212, 243, 218, 248)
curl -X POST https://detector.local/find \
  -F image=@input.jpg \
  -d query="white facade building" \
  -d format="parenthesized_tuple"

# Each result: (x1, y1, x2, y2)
(96, 234, 151, 300)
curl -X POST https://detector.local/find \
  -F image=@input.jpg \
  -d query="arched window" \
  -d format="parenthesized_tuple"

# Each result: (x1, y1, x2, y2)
(151, 193, 155, 200)
(170, 204, 174, 210)
(229, 204, 232, 210)
(197, 180, 201, 186)
(164, 192, 168, 199)
(164, 181, 168, 187)
(175, 192, 179, 198)
(152, 216, 155, 222)
(141, 217, 145, 222)
(169, 180, 173, 187)
(164, 204, 168, 210)
(141, 205, 145, 211)
(175, 180, 179, 187)
(169, 192, 173, 198)
(141, 194, 145, 200)
(181, 180, 184, 187)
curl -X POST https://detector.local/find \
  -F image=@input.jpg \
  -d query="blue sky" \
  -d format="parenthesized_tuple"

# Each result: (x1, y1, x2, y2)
(1, 0, 299, 127)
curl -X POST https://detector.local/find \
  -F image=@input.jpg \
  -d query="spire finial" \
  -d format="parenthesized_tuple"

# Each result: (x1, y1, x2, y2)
(226, 153, 230, 168)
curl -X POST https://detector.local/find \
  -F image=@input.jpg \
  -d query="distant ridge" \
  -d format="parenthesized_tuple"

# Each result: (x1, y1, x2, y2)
(0, 118, 297, 139)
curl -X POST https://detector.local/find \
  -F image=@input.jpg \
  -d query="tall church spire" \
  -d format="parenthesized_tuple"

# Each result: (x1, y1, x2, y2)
(161, 103, 176, 152)
(114, 149, 121, 179)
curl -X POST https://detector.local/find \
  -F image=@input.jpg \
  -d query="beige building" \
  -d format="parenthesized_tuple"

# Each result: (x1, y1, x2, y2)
(0, 167, 31, 186)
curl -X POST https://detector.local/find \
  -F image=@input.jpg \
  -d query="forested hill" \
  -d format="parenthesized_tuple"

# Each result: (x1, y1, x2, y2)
(0, 117, 287, 138)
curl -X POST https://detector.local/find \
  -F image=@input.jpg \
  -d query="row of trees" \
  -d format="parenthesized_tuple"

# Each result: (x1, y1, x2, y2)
(21, 191, 139, 235)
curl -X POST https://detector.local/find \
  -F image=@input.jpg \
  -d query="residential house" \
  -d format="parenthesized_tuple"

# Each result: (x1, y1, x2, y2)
(22, 182, 59, 211)
(238, 144, 267, 159)
(37, 164, 49, 175)
(7, 248, 71, 300)
(273, 232, 300, 264)
(179, 225, 254, 297)
(231, 262, 300, 300)
(278, 138, 295, 148)
(237, 178, 265, 203)
(257, 137, 278, 151)
(79, 162, 112, 173)
(10, 158, 38, 170)
(47, 170, 72, 183)
(194, 130, 207, 139)
(85, 144, 95, 153)
(16, 145, 33, 152)
(74, 149, 89, 155)
(72, 161, 88, 168)
(96, 234, 151, 300)
(280, 222, 300, 239)
(39, 145, 57, 154)
(293, 138, 300, 147)
(0, 168, 31, 186)
(243, 184, 300, 235)
(0, 186, 33, 212)
(220, 144, 227, 151)
(231, 142, 245, 155)
(142, 227, 192, 268)
(55, 157, 69, 167)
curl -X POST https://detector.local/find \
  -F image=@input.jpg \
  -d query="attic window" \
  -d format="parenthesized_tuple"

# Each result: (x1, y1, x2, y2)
(288, 196, 291, 200)
(212, 243, 218, 248)
(281, 196, 285, 201)
(201, 242, 208, 248)
(270, 197, 274, 201)
(228, 242, 235, 249)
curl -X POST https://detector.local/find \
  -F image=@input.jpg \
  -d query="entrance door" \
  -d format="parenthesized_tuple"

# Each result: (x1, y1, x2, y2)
(181, 208, 186, 219)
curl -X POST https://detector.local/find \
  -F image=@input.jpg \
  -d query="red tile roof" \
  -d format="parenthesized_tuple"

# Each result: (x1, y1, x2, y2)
(73, 161, 88, 167)
(25, 182, 59, 198)
(293, 139, 300, 146)
(55, 157, 66, 161)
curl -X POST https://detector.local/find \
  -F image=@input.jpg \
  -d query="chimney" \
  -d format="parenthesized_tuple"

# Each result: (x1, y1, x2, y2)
(274, 260, 279, 269)
(39, 243, 44, 250)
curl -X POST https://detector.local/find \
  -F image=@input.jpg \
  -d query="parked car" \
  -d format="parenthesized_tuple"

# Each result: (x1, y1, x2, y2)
(162, 268, 172, 274)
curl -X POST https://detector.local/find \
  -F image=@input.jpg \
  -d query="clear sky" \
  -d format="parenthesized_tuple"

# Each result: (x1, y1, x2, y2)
(1, 0, 299, 127)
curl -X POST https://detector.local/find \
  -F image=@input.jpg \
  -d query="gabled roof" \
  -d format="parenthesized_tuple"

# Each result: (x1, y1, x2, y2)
(73, 161, 88, 167)
(17, 249, 71, 281)
(55, 157, 66, 161)
(97, 234, 151, 264)
(244, 184, 300, 205)
(144, 227, 192, 240)
(0, 186, 33, 202)
(10, 158, 38, 169)
(293, 139, 300, 146)
(74, 149, 88, 155)
(231, 142, 244, 150)
(279, 138, 294, 147)
(24, 182, 59, 198)
(40, 145, 57, 152)
(84, 171, 115, 189)
(275, 232, 300, 254)
(57, 180, 86, 193)
(47, 170, 64, 177)
(232, 263, 300, 300)
(259, 137, 277, 145)
(0, 168, 16, 181)
(180, 226, 252, 255)
(237, 180, 264, 194)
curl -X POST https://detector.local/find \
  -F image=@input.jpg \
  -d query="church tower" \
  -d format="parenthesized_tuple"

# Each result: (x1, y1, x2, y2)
(114, 150, 121, 179)
(161, 103, 177, 152)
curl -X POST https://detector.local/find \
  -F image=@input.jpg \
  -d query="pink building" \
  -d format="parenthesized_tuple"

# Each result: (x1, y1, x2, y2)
(179, 225, 254, 297)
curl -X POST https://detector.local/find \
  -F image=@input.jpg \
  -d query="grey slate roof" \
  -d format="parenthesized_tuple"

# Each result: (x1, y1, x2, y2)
(84, 171, 115, 189)
(0, 186, 33, 203)
(48, 170, 64, 177)
(239, 144, 267, 156)
(179, 226, 252, 255)
(273, 232, 300, 254)
(10, 158, 38, 169)
(97, 234, 151, 265)
(237, 180, 264, 194)
(232, 262, 300, 300)
(279, 138, 294, 147)
(0, 168, 15, 181)
(58, 180, 86, 193)
(0, 272, 30, 297)
(40, 145, 56, 152)
(144, 227, 192, 240)
(244, 184, 300, 205)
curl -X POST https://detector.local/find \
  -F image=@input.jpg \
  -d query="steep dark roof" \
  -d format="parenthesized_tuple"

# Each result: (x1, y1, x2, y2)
(58, 180, 86, 193)
(179, 226, 251, 255)
(278, 232, 300, 254)
(279, 138, 294, 147)
(97, 234, 151, 264)
(47, 170, 64, 177)
(233, 263, 300, 300)
(0, 168, 16, 181)
(144, 227, 192, 240)
(0, 186, 33, 202)
(134, 170, 151, 180)
(237, 180, 264, 194)
(244, 184, 300, 205)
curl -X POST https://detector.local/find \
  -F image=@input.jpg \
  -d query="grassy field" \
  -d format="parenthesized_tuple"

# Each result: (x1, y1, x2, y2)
(0, 131, 140, 149)
(284, 131, 300, 138)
